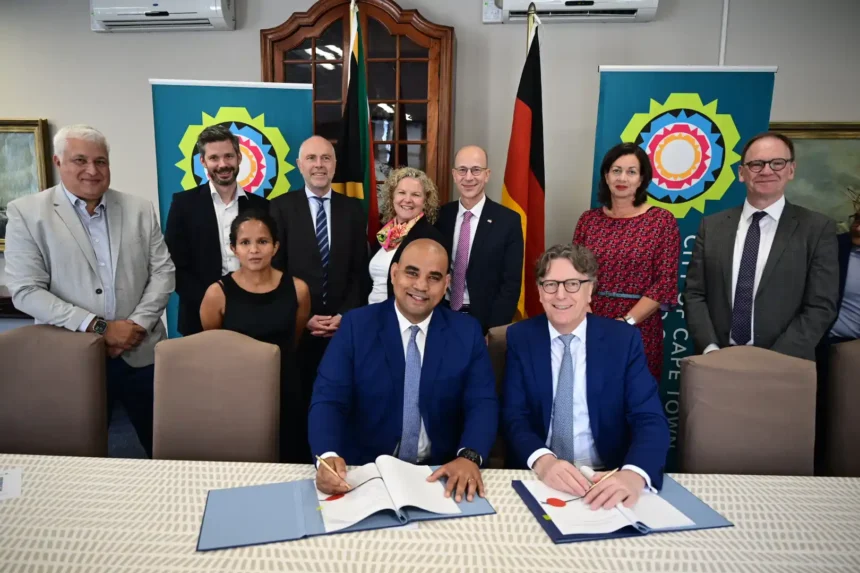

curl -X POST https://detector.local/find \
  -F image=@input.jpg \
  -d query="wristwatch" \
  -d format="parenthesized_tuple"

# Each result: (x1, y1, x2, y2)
(92, 317, 108, 335)
(623, 315, 636, 326)
(457, 448, 482, 466)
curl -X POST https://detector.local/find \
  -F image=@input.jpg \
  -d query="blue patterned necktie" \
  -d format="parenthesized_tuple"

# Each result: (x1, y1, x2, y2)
(550, 333, 577, 462)
(399, 325, 422, 463)
(312, 196, 330, 304)
(731, 211, 766, 346)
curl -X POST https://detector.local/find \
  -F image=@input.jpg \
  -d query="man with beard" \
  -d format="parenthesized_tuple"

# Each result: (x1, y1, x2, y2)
(165, 125, 269, 336)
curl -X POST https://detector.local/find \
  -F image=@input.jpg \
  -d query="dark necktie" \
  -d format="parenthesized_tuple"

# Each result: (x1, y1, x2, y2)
(312, 196, 329, 304)
(731, 211, 767, 346)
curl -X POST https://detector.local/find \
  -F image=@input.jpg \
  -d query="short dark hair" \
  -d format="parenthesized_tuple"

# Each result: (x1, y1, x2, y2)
(741, 131, 795, 163)
(229, 208, 279, 248)
(535, 243, 599, 285)
(597, 143, 652, 208)
(197, 124, 240, 157)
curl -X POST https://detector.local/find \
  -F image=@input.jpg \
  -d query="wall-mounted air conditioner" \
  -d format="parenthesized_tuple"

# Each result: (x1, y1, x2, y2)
(498, 0, 659, 23)
(91, 0, 235, 32)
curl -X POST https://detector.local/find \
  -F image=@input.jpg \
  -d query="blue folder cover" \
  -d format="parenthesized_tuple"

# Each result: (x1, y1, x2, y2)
(512, 475, 733, 544)
(198, 472, 496, 551)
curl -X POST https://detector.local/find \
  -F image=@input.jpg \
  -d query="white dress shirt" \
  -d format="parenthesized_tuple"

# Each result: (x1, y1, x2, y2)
(210, 181, 246, 275)
(704, 196, 786, 354)
(447, 194, 486, 305)
(368, 247, 397, 304)
(528, 317, 654, 490)
(306, 187, 332, 249)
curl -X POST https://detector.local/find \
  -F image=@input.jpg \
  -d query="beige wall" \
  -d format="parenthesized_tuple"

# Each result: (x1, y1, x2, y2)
(1, 0, 859, 275)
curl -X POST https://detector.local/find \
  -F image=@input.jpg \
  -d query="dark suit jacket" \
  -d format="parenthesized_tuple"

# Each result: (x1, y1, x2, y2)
(269, 189, 368, 316)
(685, 201, 839, 360)
(308, 298, 499, 466)
(435, 197, 523, 333)
(501, 314, 670, 489)
(164, 183, 269, 335)
(368, 216, 450, 300)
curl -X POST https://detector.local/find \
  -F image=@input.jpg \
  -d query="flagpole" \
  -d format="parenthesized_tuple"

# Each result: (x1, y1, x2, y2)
(527, 3, 536, 53)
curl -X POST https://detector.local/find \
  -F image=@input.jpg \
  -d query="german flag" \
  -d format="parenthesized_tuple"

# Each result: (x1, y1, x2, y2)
(501, 26, 545, 320)
(332, 0, 380, 242)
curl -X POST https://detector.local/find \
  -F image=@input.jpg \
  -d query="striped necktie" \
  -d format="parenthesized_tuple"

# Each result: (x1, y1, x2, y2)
(731, 211, 766, 346)
(313, 196, 329, 304)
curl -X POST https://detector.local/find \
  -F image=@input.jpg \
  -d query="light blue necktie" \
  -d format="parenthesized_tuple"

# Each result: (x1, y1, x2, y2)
(399, 325, 422, 463)
(550, 333, 577, 462)
(312, 196, 329, 304)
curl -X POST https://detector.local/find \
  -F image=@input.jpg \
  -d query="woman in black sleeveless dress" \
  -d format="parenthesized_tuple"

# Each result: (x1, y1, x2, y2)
(200, 209, 311, 463)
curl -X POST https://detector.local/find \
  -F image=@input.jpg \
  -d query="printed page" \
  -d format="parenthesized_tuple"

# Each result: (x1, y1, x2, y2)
(375, 455, 461, 516)
(521, 480, 633, 535)
(0, 468, 22, 501)
(315, 462, 398, 533)
(628, 490, 695, 530)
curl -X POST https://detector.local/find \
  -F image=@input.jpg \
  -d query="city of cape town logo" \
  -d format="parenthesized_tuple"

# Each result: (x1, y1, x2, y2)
(177, 107, 294, 199)
(620, 93, 741, 218)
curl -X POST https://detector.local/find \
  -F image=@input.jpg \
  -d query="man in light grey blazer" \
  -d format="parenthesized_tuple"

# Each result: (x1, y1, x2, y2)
(4, 125, 175, 457)
(685, 131, 838, 361)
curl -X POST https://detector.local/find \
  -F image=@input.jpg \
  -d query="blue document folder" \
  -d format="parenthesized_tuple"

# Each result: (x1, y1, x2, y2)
(512, 475, 733, 544)
(198, 472, 496, 551)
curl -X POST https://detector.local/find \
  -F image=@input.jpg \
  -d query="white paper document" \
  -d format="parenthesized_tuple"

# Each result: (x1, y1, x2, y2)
(0, 468, 23, 501)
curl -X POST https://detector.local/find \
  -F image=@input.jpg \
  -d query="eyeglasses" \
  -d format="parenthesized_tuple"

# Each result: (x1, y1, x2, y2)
(539, 279, 592, 294)
(742, 158, 793, 173)
(453, 166, 487, 177)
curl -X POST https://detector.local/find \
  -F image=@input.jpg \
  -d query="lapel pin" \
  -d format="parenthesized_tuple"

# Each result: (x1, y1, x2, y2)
(487, 219, 493, 223)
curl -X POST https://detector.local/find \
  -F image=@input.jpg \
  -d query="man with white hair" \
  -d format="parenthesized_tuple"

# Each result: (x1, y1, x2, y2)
(5, 124, 175, 457)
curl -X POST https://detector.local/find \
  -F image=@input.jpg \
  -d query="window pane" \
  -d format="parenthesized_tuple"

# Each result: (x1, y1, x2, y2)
(400, 35, 429, 58)
(284, 63, 312, 84)
(367, 18, 396, 58)
(367, 61, 396, 100)
(375, 143, 395, 197)
(315, 63, 343, 100)
(404, 144, 426, 171)
(318, 20, 344, 58)
(371, 103, 395, 141)
(398, 103, 427, 141)
(399, 62, 428, 100)
(286, 38, 313, 60)
(315, 104, 343, 141)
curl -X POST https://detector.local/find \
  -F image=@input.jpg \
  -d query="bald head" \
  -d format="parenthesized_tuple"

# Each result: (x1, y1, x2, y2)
(454, 145, 488, 167)
(391, 239, 450, 323)
(298, 135, 337, 195)
(452, 145, 490, 209)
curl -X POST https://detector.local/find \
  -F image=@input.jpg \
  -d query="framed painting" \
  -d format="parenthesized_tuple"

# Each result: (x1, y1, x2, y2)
(770, 122, 860, 233)
(0, 119, 52, 252)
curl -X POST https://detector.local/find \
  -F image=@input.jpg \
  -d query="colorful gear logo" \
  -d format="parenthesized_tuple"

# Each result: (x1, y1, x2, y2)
(620, 94, 741, 218)
(176, 107, 294, 199)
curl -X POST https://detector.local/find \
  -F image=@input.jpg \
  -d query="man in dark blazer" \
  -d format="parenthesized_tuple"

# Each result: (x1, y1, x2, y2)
(502, 244, 669, 510)
(685, 132, 839, 361)
(165, 125, 269, 336)
(436, 145, 523, 334)
(269, 135, 368, 404)
(310, 239, 498, 502)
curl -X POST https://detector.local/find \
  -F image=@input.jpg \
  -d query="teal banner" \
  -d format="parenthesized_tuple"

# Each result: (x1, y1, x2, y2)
(590, 67, 776, 470)
(150, 79, 313, 337)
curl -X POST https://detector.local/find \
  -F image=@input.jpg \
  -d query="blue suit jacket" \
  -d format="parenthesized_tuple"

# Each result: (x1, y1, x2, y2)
(501, 314, 670, 489)
(308, 299, 499, 466)
(837, 232, 852, 306)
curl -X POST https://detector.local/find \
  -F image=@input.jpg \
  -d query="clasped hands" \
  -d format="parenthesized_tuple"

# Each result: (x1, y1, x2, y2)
(533, 454, 645, 510)
(102, 319, 146, 358)
(315, 456, 485, 503)
(308, 314, 341, 338)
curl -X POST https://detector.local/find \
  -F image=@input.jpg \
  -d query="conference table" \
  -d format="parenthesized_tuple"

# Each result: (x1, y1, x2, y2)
(1, 454, 859, 572)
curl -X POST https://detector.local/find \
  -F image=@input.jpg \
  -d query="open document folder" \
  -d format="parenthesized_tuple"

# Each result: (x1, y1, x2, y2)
(513, 475, 732, 544)
(197, 455, 495, 551)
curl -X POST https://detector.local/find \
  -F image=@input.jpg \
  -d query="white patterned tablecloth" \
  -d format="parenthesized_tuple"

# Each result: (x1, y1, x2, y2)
(1, 454, 859, 572)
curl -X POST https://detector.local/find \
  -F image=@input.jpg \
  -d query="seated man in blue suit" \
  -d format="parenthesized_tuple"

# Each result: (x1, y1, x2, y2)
(310, 238, 499, 502)
(502, 243, 670, 510)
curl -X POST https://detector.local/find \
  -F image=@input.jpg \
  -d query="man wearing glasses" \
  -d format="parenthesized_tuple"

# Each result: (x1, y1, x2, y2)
(685, 132, 838, 360)
(435, 145, 524, 334)
(501, 244, 670, 510)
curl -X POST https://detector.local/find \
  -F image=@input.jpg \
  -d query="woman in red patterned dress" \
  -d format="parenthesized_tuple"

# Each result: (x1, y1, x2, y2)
(574, 142, 680, 381)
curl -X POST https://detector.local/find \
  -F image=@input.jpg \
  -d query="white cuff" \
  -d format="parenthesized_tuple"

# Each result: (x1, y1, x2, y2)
(527, 448, 555, 470)
(78, 313, 96, 333)
(621, 464, 656, 493)
(703, 343, 720, 355)
(315, 451, 338, 468)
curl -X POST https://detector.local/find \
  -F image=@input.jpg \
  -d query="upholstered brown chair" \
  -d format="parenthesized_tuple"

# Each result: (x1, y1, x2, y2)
(0, 325, 107, 456)
(152, 330, 280, 463)
(825, 339, 860, 477)
(486, 324, 511, 469)
(679, 346, 816, 475)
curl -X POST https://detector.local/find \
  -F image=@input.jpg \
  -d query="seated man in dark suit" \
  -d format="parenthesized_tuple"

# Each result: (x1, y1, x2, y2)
(502, 243, 669, 510)
(436, 145, 523, 334)
(165, 125, 269, 335)
(310, 239, 498, 503)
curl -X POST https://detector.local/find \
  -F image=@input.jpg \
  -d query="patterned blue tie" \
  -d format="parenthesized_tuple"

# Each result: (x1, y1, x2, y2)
(399, 325, 422, 463)
(550, 334, 577, 462)
(731, 211, 766, 346)
(313, 196, 330, 304)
